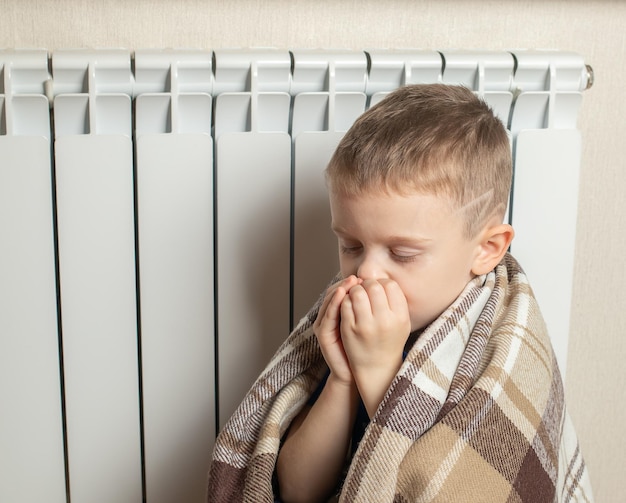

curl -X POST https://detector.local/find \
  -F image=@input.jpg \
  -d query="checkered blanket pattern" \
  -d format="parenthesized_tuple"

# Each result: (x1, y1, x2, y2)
(207, 253, 592, 502)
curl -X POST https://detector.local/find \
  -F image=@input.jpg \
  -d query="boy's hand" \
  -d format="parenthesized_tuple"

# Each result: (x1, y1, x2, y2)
(313, 275, 361, 385)
(339, 278, 411, 417)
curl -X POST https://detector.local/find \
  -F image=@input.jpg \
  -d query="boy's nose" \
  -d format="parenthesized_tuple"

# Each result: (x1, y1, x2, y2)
(356, 255, 384, 280)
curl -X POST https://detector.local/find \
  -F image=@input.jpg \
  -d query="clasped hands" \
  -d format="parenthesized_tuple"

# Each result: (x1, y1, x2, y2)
(313, 275, 411, 417)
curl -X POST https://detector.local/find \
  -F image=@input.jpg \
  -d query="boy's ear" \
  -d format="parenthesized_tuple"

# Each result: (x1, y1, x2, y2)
(471, 223, 515, 276)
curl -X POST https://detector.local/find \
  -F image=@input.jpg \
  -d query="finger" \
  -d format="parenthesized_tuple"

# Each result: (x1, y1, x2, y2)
(315, 286, 344, 330)
(341, 274, 361, 292)
(326, 287, 346, 323)
(346, 284, 374, 323)
(328, 275, 359, 301)
(320, 275, 360, 315)
(359, 279, 392, 315)
(340, 293, 356, 327)
(378, 279, 409, 313)
(315, 275, 363, 333)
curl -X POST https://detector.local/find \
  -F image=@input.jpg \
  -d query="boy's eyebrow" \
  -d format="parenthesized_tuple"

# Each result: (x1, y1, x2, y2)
(385, 235, 434, 245)
(331, 224, 348, 235)
(331, 225, 433, 244)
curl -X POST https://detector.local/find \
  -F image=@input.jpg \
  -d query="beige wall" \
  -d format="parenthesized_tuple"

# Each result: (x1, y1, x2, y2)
(2, 0, 624, 500)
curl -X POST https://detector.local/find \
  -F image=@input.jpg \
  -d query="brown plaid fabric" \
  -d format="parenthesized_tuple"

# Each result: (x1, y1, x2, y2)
(207, 254, 593, 502)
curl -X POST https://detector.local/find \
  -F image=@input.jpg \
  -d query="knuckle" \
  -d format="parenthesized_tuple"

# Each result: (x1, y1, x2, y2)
(361, 280, 384, 296)
(349, 284, 366, 299)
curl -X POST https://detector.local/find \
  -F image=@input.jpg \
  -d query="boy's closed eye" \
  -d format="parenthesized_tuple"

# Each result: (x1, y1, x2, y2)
(338, 242, 424, 263)
(339, 242, 363, 255)
(389, 248, 422, 263)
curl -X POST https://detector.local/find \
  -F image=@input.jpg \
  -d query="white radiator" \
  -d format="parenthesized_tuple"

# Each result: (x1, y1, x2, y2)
(0, 48, 591, 503)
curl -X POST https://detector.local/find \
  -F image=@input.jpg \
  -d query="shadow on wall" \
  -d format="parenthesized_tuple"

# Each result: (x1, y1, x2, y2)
(292, 187, 339, 325)
(242, 184, 339, 357)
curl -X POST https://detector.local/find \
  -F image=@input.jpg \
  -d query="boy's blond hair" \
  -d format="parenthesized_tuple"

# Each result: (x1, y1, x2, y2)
(325, 84, 512, 238)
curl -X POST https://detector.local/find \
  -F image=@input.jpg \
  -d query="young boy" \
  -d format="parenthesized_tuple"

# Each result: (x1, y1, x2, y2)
(208, 84, 592, 503)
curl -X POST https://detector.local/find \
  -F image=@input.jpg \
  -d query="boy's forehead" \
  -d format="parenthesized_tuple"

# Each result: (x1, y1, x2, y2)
(329, 188, 463, 229)
(329, 187, 457, 209)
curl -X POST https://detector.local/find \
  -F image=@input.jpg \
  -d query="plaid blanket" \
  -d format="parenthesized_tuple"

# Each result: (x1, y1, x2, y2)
(208, 253, 592, 502)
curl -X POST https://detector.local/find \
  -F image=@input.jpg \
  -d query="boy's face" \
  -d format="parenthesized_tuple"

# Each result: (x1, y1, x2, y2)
(329, 189, 482, 333)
